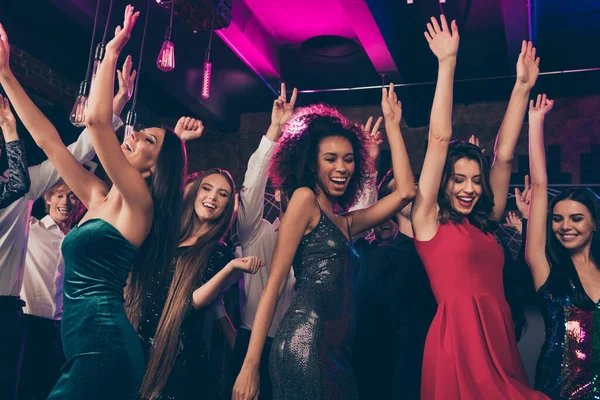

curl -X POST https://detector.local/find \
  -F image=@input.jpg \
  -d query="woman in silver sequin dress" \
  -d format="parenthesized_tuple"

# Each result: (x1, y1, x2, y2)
(233, 86, 416, 400)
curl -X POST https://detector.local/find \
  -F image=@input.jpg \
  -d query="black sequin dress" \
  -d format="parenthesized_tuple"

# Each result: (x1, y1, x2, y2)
(269, 210, 361, 400)
(137, 243, 232, 400)
(535, 275, 600, 399)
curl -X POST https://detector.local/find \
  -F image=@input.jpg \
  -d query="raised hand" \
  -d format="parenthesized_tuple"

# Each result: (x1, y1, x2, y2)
(516, 40, 540, 89)
(529, 94, 554, 120)
(468, 134, 486, 153)
(105, 5, 140, 56)
(174, 117, 204, 142)
(271, 82, 297, 128)
(505, 211, 523, 235)
(514, 174, 531, 218)
(362, 116, 384, 162)
(424, 15, 459, 62)
(116, 55, 137, 102)
(229, 256, 264, 274)
(0, 94, 16, 130)
(0, 23, 12, 75)
(381, 83, 402, 124)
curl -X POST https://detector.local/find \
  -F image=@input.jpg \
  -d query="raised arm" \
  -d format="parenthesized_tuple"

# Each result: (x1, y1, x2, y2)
(233, 187, 319, 400)
(349, 116, 382, 213)
(411, 15, 459, 241)
(0, 24, 111, 208)
(348, 85, 415, 235)
(238, 83, 297, 246)
(490, 41, 540, 220)
(84, 6, 152, 210)
(192, 256, 264, 309)
(525, 95, 553, 290)
(0, 95, 29, 208)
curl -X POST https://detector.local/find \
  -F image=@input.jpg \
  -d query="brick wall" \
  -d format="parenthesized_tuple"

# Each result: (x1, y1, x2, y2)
(187, 94, 600, 186)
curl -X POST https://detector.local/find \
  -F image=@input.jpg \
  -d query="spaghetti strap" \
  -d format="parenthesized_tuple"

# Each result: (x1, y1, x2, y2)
(343, 215, 352, 241)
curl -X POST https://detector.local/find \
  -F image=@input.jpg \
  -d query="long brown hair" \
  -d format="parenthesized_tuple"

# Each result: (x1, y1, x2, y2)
(137, 168, 236, 400)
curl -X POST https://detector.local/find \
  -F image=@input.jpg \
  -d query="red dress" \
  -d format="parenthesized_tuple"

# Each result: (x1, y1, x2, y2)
(414, 220, 548, 400)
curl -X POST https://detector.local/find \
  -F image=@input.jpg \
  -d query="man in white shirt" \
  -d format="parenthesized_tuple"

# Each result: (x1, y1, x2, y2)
(228, 84, 298, 399)
(17, 181, 79, 400)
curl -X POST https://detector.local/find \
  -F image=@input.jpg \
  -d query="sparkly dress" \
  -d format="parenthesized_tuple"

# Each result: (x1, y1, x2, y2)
(269, 210, 361, 400)
(415, 219, 549, 400)
(49, 218, 144, 399)
(137, 243, 232, 400)
(535, 275, 600, 399)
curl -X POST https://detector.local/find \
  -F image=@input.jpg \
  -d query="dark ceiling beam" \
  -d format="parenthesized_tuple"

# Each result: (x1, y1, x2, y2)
(500, 0, 532, 62)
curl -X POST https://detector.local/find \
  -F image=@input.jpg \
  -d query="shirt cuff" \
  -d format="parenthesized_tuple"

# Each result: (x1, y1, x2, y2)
(111, 114, 124, 130)
(258, 135, 277, 155)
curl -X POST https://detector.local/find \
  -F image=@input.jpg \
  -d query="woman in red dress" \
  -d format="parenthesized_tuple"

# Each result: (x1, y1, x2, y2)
(411, 15, 549, 399)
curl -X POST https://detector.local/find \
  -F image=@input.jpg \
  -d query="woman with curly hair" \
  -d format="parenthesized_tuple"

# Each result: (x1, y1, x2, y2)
(411, 16, 547, 399)
(233, 85, 415, 400)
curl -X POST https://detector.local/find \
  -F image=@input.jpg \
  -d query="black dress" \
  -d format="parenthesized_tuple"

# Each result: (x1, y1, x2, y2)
(138, 243, 233, 400)
(269, 210, 361, 400)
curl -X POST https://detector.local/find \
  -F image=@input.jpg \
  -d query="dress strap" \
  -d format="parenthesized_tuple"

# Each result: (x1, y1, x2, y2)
(343, 214, 352, 241)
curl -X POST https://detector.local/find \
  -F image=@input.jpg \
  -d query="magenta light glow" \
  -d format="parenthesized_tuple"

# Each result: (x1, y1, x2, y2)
(157, 40, 175, 72)
(201, 61, 212, 99)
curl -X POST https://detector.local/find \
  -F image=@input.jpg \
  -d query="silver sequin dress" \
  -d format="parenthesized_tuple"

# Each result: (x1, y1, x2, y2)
(269, 210, 360, 400)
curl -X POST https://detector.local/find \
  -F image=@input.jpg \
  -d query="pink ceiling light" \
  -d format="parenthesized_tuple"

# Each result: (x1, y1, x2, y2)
(202, 10, 215, 99)
(156, 0, 176, 71)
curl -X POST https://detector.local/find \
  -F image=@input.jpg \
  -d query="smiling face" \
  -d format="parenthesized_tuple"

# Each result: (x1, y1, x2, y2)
(194, 173, 232, 222)
(374, 218, 398, 242)
(552, 199, 596, 251)
(444, 158, 482, 215)
(315, 135, 355, 198)
(45, 182, 80, 224)
(120, 127, 167, 177)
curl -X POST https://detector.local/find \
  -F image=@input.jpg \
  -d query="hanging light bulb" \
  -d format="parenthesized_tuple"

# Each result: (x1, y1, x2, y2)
(70, 80, 89, 127)
(90, 43, 106, 90)
(124, 109, 137, 140)
(202, 10, 215, 100)
(157, 27, 175, 72)
(202, 51, 212, 99)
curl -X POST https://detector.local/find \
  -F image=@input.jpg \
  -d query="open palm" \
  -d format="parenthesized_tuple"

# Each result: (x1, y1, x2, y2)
(516, 40, 540, 89)
(106, 5, 140, 55)
(425, 15, 459, 62)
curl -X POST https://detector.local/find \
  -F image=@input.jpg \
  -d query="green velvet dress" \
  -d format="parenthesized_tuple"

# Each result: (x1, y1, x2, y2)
(48, 218, 144, 399)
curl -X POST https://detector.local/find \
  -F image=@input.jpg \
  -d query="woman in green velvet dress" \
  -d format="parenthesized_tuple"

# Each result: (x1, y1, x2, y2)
(0, 6, 187, 399)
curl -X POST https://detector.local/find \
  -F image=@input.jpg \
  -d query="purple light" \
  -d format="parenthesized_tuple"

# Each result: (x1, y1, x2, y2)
(201, 61, 212, 99)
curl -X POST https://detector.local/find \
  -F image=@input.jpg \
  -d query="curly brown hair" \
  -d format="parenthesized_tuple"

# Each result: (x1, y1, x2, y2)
(269, 104, 370, 212)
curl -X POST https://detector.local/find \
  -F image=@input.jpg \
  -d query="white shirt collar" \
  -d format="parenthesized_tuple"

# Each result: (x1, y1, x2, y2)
(40, 214, 61, 231)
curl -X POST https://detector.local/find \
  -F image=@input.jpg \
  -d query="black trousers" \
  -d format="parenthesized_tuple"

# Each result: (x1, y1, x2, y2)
(18, 314, 64, 400)
(227, 328, 273, 400)
(0, 296, 26, 400)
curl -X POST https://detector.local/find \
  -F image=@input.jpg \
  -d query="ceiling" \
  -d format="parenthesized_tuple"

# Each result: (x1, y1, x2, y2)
(0, 0, 598, 132)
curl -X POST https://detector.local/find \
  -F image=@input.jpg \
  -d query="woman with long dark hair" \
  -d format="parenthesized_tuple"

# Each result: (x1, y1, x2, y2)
(410, 15, 548, 399)
(233, 84, 416, 400)
(526, 94, 600, 399)
(129, 168, 264, 400)
(0, 7, 187, 398)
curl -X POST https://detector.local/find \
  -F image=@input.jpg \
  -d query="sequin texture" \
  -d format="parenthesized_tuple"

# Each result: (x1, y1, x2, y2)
(536, 279, 600, 399)
(137, 243, 232, 399)
(269, 210, 360, 400)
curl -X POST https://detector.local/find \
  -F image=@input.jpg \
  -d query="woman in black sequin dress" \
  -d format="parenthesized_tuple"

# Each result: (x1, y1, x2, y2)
(526, 95, 600, 399)
(233, 86, 416, 400)
(127, 169, 265, 400)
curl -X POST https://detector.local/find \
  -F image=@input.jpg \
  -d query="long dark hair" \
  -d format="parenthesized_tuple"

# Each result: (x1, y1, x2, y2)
(545, 188, 600, 308)
(138, 168, 236, 400)
(126, 127, 186, 328)
(438, 141, 497, 233)
(269, 104, 370, 212)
